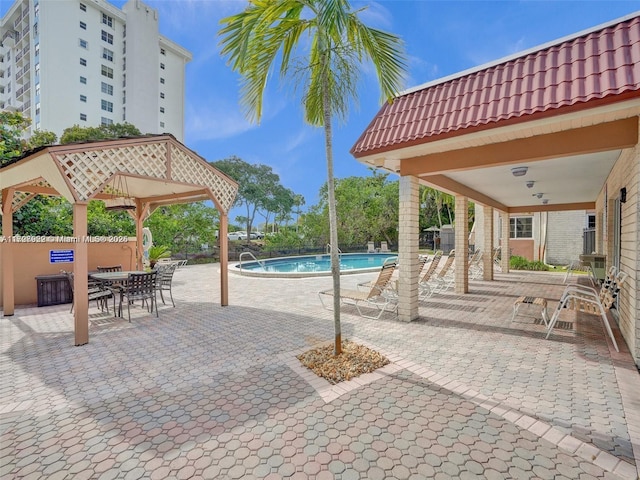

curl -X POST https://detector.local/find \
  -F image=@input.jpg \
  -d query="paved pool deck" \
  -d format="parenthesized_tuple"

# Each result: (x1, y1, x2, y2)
(1, 264, 639, 479)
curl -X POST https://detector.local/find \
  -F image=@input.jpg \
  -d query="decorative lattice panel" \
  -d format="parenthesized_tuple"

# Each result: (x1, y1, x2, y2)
(170, 144, 238, 214)
(56, 143, 168, 200)
(2, 179, 53, 214)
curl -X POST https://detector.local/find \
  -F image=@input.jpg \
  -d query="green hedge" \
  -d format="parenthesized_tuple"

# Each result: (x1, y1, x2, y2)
(510, 255, 549, 271)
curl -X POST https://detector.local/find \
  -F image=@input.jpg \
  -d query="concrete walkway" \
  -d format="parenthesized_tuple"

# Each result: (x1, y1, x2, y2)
(1, 264, 639, 479)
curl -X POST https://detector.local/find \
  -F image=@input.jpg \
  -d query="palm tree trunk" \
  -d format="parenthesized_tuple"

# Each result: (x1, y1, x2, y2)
(322, 73, 342, 356)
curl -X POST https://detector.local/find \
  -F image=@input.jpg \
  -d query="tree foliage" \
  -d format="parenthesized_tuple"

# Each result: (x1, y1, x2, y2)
(212, 156, 297, 236)
(59, 122, 141, 144)
(0, 111, 57, 167)
(303, 171, 399, 246)
(144, 203, 219, 259)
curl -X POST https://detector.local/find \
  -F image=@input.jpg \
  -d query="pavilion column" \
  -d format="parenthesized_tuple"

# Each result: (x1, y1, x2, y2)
(2, 188, 15, 316)
(481, 206, 494, 281)
(73, 202, 89, 346)
(500, 211, 510, 273)
(454, 195, 469, 294)
(219, 214, 229, 306)
(134, 200, 147, 270)
(397, 175, 419, 322)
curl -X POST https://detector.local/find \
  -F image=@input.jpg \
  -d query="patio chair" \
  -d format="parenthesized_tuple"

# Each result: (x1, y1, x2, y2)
(367, 241, 376, 253)
(357, 255, 423, 292)
(418, 250, 443, 300)
(431, 250, 456, 293)
(546, 266, 627, 352)
(380, 241, 390, 253)
(318, 262, 397, 319)
(62, 271, 112, 314)
(154, 262, 177, 307)
(97, 264, 124, 311)
(120, 271, 158, 322)
(492, 247, 502, 272)
(468, 249, 483, 279)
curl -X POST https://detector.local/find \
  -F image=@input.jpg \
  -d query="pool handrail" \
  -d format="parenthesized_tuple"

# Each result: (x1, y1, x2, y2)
(239, 251, 266, 273)
(325, 243, 342, 254)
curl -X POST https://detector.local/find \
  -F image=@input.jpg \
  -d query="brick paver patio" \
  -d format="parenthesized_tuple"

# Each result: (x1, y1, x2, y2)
(1, 264, 639, 479)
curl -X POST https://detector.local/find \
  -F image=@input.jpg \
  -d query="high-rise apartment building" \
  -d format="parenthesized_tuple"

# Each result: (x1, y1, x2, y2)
(0, 0, 192, 141)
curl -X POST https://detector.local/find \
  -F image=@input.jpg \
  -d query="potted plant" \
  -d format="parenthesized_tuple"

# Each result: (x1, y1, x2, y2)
(148, 245, 171, 268)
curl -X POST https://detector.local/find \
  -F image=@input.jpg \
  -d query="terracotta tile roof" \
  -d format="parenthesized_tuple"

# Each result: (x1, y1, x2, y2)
(351, 14, 640, 157)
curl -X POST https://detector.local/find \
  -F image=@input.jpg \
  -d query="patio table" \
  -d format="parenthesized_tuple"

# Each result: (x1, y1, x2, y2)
(89, 271, 145, 316)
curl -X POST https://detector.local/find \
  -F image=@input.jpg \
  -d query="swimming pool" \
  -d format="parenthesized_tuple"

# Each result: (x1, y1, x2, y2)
(232, 253, 398, 278)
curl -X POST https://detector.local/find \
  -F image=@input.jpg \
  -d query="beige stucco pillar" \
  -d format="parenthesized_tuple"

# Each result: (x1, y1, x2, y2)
(134, 200, 145, 271)
(482, 206, 494, 281)
(500, 211, 510, 273)
(398, 175, 419, 322)
(2, 188, 15, 316)
(73, 202, 89, 346)
(219, 214, 229, 306)
(454, 195, 469, 294)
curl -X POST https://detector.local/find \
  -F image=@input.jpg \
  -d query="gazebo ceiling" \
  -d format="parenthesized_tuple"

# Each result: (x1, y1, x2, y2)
(0, 134, 238, 214)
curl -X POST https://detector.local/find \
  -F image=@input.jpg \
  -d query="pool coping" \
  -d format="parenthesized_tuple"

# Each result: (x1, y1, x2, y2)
(229, 252, 398, 278)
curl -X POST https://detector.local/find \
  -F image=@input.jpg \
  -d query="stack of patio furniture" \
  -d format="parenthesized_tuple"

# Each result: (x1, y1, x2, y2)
(319, 261, 398, 319)
(546, 266, 627, 352)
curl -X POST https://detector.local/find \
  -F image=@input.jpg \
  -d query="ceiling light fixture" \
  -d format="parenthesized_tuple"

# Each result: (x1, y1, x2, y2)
(542, 199, 549, 205)
(532, 193, 543, 199)
(511, 166, 528, 177)
(526, 180, 535, 188)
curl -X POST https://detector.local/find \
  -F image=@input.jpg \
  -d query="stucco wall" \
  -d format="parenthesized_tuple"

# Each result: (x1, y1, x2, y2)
(596, 130, 639, 366)
(0, 240, 137, 307)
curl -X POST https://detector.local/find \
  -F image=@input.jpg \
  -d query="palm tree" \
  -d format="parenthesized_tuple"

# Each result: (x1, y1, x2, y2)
(219, 0, 405, 355)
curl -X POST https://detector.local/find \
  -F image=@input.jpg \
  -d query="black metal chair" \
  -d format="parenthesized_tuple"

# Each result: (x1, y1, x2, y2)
(154, 262, 177, 307)
(62, 271, 112, 313)
(97, 265, 124, 312)
(120, 271, 158, 321)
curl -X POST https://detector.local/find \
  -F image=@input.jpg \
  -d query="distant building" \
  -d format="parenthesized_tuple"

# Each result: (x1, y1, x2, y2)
(0, 0, 192, 141)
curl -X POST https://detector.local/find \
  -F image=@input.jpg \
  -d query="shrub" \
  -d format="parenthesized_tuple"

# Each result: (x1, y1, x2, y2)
(509, 255, 549, 271)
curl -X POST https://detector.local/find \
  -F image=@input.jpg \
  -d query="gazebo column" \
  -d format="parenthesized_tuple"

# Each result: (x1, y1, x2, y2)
(481, 206, 494, 281)
(134, 200, 148, 270)
(398, 175, 419, 322)
(454, 195, 469, 294)
(2, 188, 15, 316)
(219, 214, 229, 306)
(73, 202, 90, 345)
(500, 211, 510, 273)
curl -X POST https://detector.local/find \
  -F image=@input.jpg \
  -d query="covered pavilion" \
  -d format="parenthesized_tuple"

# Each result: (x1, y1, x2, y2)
(351, 13, 640, 364)
(0, 133, 238, 345)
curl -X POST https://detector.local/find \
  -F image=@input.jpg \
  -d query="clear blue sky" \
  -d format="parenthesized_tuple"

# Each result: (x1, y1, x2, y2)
(4, 1, 638, 224)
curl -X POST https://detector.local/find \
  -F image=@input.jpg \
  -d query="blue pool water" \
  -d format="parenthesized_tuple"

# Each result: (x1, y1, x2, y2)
(234, 253, 398, 277)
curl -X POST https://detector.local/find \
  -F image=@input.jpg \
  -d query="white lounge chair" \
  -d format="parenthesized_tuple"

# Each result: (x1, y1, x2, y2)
(380, 241, 390, 253)
(546, 266, 627, 352)
(367, 241, 376, 253)
(319, 262, 397, 319)
(418, 251, 443, 300)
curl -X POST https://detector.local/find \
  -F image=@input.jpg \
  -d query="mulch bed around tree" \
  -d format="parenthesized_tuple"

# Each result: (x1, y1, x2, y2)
(297, 340, 390, 385)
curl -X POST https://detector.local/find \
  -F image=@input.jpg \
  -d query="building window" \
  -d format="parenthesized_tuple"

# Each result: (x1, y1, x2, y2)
(34, 43, 39, 56)
(80, 76, 87, 84)
(102, 13, 113, 28)
(101, 100, 113, 112)
(160, 48, 165, 55)
(80, 95, 87, 102)
(101, 30, 113, 45)
(101, 65, 113, 79)
(587, 214, 596, 229)
(80, 113, 87, 121)
(80, 21, 86, 30)
(79, 58, 87, 66)
(160, 92, 164, 99)
(102, 48, 113, 62)
(101, 116, 113, 126)
(101, 82, 113, 95)
(160, 107, 165, 113)
(160, 78, 165, 84)
(79, 39, 88, 49)
(160, 121, 165, 128)
(80, 3, 86, 12)
(160, 63, 165, 70)
(509, 216, 533, 239)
